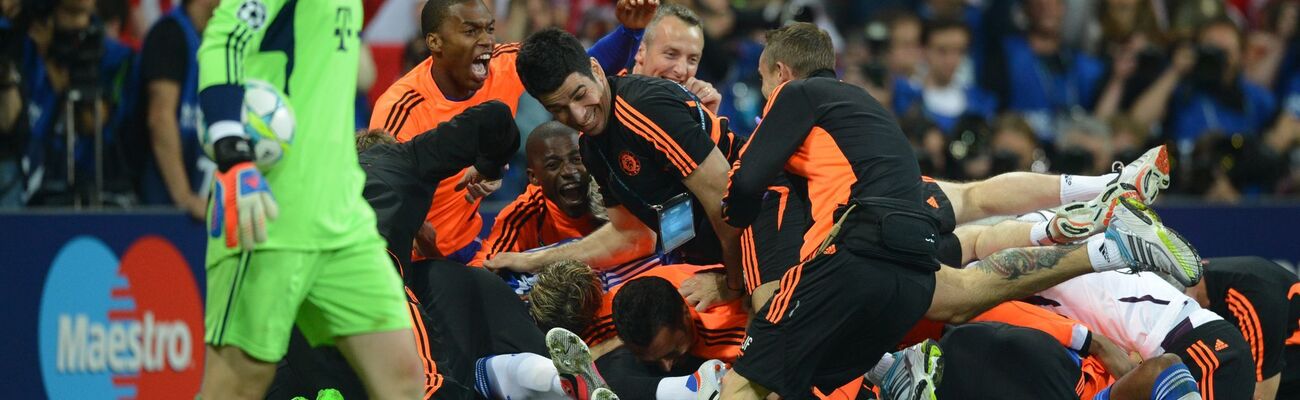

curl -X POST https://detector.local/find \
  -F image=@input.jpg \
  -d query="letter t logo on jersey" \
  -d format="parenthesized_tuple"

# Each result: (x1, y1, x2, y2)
(334, 8, 354, 51)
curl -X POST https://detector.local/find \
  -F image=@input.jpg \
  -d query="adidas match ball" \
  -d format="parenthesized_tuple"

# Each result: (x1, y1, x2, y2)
(201, 79, 295, 172)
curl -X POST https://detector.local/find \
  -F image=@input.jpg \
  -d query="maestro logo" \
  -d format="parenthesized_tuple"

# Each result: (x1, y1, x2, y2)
(38, 236, 204, 398)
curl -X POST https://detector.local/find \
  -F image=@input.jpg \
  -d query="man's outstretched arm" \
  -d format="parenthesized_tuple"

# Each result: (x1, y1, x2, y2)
(404, 100, 520, 182)
(484, 204, 656, 273)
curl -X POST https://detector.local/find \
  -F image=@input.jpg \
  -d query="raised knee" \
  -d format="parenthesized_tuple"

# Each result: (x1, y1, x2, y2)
(397, 355, 428, 394)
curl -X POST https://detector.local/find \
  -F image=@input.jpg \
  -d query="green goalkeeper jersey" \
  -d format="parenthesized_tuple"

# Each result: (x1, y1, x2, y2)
(199, 0, 382, 259)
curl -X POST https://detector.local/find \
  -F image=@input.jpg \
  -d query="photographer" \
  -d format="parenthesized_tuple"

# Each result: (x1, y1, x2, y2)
(126, 0, 216, 219)
(893, 18, 998, 134)
(19, 0, 132, 206)
(984, 0, 1106, 141)
(1131, 18, 1278, 148)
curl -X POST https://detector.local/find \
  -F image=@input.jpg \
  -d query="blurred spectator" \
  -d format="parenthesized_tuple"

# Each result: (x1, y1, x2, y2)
(991, 113, 1045, 173)
(893, 18, 997, 134)
(1264, 77, 1300, 194)
(878, 9, 923, 83)
(402, 35, 431, 73)
(97, 0, 127, 41)
(1182, 132, 1287, 202)
(1108, 114, 1151, 162)
(1244, 0, 1299, 93)
(985, 0, 1106, 140)
(124, 0, 216, 219)
(499, 0, 568, 43)
(1091, 0, 1172, 121)
(851, 10, 916, 115)
(20, 0, 134, 206)
(1131, 18, 1277, 151)
(1092, 28, 1150, 120)
(916, 0, 984, 77)
(1096, 0, 1165, 49)
(900, 116, 949, 177)
(843, 62, 893, 115)
(918, 0, 979, 26)
(0, 0, 23, 208)
(1053, 116, 1112, 175)
(948, 115, 995, 180)
(1188, 134, 1245, 203)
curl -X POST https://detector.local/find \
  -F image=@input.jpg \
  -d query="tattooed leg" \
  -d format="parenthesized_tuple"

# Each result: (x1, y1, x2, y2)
(925, 244, 1089, 323)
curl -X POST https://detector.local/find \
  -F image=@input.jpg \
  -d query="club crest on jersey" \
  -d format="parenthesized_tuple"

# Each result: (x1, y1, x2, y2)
(619, 151, 640, 176)
(237, 0, 268, 30)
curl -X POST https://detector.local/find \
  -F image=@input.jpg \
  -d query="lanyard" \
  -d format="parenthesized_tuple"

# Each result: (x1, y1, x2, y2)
(1198, 88, 1255, 134)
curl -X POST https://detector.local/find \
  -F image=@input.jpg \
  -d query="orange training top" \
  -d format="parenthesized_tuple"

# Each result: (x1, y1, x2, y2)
(370, 43, 526, 260)
(469, 184, 600, 266)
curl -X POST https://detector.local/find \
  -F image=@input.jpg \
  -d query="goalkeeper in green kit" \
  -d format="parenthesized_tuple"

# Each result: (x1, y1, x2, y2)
(197, 0, 423, 398)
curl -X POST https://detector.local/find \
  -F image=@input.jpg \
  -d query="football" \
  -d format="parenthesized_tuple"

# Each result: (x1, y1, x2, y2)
(201, 79, 295, 172)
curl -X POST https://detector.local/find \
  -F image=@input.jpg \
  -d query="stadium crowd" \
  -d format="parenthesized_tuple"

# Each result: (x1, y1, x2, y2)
(1, 0, 1299, 211)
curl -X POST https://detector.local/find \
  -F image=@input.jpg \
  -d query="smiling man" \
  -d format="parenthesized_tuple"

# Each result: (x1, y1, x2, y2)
(369, 0, 655, 270)
(628, 4, 721, 113)
(470, 121, 603, 266)
(488, 28, 745, 301)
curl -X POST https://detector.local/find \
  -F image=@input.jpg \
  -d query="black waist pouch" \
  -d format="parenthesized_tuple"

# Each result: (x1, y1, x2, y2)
(832, 197, 941, 272)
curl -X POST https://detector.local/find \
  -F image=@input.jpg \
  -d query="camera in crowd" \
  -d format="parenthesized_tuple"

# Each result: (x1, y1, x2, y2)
(47, 19, 105, 101)
(861, 21, 891, 87)
(1189, 43, 1227, 90)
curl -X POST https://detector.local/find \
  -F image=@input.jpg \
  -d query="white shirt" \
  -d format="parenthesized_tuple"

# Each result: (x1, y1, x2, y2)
(1035, 271, 1222, 359)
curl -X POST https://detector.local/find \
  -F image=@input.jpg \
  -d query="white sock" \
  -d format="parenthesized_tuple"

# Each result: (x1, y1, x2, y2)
(1029, 220, 1053, 246)
(1086, 234, 1127, 272)
(477, 353, 568, 400)
(865, 352, 894, 387)
(655, 375, 696, 399)
(1016, 209, 1054, 223)
(1060, 173, 1117, 204)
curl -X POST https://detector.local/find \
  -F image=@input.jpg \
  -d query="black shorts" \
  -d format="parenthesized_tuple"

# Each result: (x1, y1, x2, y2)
(413, 260, 547, 357)
(732, 251, 936, 398)
(921, 178, 956, 233)
(936, 322, 1081, 400)
(1204, 256, 1299, 382)
(743, 182, 811, 292)
(1167, 320, 1254, 400)
(921, 179, 962, 267)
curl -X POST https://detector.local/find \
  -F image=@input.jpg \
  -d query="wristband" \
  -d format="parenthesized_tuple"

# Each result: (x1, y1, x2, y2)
(213, 136, 254, 172)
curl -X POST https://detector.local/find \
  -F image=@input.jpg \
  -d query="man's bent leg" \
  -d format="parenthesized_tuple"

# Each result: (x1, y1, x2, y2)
(938, 173, 1063, 225)
(200, 345, 278, 400)
(926, 243, 1093, 323)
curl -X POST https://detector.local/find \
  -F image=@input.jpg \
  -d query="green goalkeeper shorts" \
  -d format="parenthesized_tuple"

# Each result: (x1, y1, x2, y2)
(204, 242, 410, 362)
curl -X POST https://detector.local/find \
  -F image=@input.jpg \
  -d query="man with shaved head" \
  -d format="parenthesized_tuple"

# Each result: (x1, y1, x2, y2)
(471, 121, 605, 267)
(629, 3, 721, 112)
